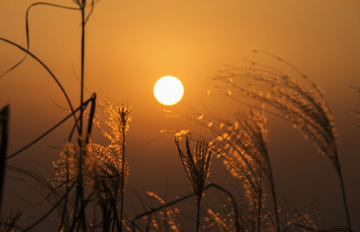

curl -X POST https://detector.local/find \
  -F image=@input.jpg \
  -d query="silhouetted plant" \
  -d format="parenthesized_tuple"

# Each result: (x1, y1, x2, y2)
(0, 210, 22, 232)
(132, 183, 240, 232)
(174, 134, 213, 232)
(0, 0, 99, 230)
(94, 100, 132, 232)
(0, 0, 355, 230)
(211, 108, 280, 232)
(171, 107, 280, 231)
(0, 105, 10, 214)
(140, 191, 183, 232)
(165, 108, 279, 231)
(210, 51, 351, 231)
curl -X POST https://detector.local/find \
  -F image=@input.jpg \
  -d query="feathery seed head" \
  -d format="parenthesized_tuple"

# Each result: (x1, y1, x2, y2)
(175, 134, 213, 202)
(212, 61, 339, 171)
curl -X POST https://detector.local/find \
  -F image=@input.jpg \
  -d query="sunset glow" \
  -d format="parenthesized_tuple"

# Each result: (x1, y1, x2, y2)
(1, 0, 360, 230)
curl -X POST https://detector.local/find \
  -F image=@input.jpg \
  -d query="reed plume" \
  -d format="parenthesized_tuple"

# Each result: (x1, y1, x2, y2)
(212, 58, 337, 172)
(198, 107, 279, 231)
(50, 100, 131, 231)
(95, 100, 132, 231)
(211, 54, 351, 230)
(165, 104, 280, 231)
(174, 134, 213, 232)
(223, 108, 279, 232)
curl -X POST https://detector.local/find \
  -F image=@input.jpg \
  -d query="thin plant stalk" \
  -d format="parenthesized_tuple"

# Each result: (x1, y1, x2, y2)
(57, 148, 70, 232)
(337, 162, 352, 231)
(119, 107, 128, 232)
(74, 1, 87, 230)
(7, 95, 94, 160)
(22, 181, 77, 232)
(267, 156, 280, 232)
(0, 3, 80, 79)
(0, 38, 78, 131)
(0, 105, 10, 214)
(257, 169, 262, 232)
(196, 197, 201, 232)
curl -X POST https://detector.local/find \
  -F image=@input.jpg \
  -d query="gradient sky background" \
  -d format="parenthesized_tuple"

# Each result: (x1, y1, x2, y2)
(1, 0, 360, 230)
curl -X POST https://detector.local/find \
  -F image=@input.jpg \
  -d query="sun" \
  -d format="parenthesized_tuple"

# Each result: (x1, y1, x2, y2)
(154, 76, 184, 106)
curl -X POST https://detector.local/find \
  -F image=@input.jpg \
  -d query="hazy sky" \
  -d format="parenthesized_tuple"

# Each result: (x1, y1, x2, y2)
(1, 0, 360, 230)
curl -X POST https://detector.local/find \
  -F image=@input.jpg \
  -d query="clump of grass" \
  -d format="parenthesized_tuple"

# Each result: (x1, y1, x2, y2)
(212, 54, 337, 169)
(2, 99, 130, 231)
(94, 100, 132, 231)
(210, 52, 351, 231)
(182, 107, 280, 231)
(174, 134, 213, 232)
(165, 106, 279, 231)
(53, 100, 132, 231)
(214, 108, 280, 232)
(52, 142, 127, 230)
(0, 210, 22, 232)
(6, 159, 72, 231)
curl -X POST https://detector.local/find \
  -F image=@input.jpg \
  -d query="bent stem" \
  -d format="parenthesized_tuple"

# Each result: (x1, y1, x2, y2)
(119, 120, 126, 232)
(131, 183, 240, 232)
(268, 165, 280, 232)
(119, 106, 131, 232)
(0, 38, 78, 132)
(74, 1, 87, 230)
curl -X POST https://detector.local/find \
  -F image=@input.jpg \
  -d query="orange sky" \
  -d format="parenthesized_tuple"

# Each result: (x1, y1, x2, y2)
(1, 0, 360, 230)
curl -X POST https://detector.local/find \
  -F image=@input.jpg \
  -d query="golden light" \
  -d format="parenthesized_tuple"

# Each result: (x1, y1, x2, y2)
(154, 76, 184, 106)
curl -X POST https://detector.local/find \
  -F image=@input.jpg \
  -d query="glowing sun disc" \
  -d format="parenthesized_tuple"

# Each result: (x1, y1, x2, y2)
(154, 76, 184, 106)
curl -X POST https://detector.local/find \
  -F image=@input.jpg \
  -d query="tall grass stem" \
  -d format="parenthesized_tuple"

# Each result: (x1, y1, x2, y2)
(0, 105, 10, 214)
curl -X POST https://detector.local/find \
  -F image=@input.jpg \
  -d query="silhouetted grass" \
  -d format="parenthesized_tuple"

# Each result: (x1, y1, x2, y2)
(0, 210, 22, 232)
(209, 52, 351, 231)
(174, 134, 213, 232)
(0, 1, 355, 231)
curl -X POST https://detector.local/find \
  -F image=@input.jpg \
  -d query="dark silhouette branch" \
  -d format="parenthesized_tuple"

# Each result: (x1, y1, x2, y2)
(0, 38, 79, 133)
(6, 95, 96, 160)
(0, 3, 79, 79)
(131, 183, 240, 232)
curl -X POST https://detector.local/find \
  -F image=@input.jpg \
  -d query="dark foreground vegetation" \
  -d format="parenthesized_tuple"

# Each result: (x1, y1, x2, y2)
(0, 1, 355, 231)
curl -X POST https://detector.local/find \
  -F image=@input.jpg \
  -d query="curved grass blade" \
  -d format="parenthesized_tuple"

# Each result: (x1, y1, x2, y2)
(6, 95, 95, 160)
(131, 183, 240, 232)
(0, 3, 80, 79)
(0, 38, 78, 134)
